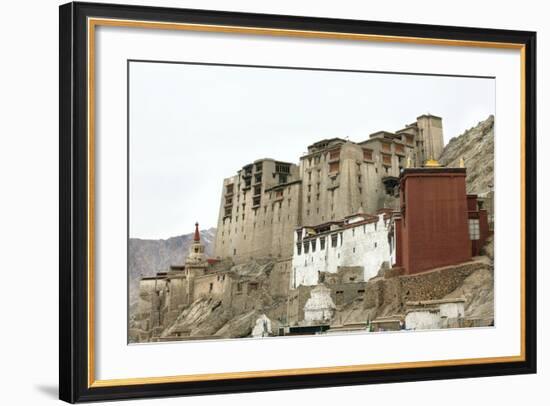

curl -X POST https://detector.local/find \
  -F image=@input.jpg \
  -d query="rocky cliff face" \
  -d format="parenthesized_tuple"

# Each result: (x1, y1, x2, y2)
(128, 228, 216, 311)
(439, 115, 494, 194)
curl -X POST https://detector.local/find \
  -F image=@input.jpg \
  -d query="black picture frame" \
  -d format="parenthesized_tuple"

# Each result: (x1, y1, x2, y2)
(59, 1, 537, 403)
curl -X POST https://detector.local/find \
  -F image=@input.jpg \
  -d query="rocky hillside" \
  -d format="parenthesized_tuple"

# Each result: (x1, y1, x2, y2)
(128, 228, 216, 311)
(439, 115, 494, 194)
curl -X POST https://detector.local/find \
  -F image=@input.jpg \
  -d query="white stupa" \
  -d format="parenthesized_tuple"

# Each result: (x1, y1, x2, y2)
(251, 314, 272, 338)
(304, 285, 336, 324)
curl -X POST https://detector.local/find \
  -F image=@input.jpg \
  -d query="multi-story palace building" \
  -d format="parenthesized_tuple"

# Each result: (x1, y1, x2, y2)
(214, 114, 445, 263)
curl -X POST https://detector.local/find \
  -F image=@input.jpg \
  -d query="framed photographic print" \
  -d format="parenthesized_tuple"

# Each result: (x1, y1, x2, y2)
(59, 1, 537, 403)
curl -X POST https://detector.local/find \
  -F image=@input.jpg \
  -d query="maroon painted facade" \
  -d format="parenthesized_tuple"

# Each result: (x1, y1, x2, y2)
(396, 167, 472, 275)
(467, 194, 490, 256)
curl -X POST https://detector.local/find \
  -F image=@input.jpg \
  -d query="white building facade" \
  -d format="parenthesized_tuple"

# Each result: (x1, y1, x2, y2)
(291, 212, 394, 288)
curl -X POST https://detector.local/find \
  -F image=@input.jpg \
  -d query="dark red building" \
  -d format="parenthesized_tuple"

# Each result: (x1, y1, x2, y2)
(393, 166, 489, 275)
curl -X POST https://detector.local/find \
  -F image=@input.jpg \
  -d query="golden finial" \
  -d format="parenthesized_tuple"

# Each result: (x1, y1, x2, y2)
(459, 157, 465, 168)
(406, 156, 413, 168)
(424, 157, 441, 167)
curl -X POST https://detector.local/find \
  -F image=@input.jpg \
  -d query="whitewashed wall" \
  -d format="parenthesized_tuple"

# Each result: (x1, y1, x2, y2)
(440, 302, 465, 319)
(291, 214, 393, 288)
(405, 309, 442, 330)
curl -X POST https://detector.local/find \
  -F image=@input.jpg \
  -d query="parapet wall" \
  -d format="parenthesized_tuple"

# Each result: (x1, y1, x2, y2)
(364, 260, 489, 318)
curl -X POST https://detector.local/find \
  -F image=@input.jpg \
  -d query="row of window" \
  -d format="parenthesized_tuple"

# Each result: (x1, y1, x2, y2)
(304, 145, 408, 169)
(296, 222, 380, 254)
(297, 233, 341, 255)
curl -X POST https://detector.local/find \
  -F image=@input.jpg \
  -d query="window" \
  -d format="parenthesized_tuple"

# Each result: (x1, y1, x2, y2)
(395, 144, 405, 154)
(275, 163, 290, 173)
(254, 185, 261, 195)
(255, 162, 263, 171)
(331, 234, 338, 247)
(249, 282, 258, 291)
(296, 243, 302, 255)
(329, 161, 340, 173)
(226, 184, 234, 194)
(279, 174, 288, 184)
(311, 239, 316, 252)
(363, 148, 373, 160)
(320, 237, 326, 250)
(304, 241, 310, 254)
(253, 196, 261, 206)
(340, 232, 343, 245)
(382, 154, 392, 165)
(469, 219, 480, 240)
(329, 148, 340, 160)
(254, 173, 262, 183)
(382, 143, 391, 152)
(209, 283, 213, 292)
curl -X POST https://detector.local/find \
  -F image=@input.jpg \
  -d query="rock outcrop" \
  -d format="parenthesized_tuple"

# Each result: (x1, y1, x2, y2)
(439, 115, 494, 194)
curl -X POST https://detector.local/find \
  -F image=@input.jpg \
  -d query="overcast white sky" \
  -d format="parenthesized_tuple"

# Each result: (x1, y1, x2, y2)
(129, 61, 495, 240)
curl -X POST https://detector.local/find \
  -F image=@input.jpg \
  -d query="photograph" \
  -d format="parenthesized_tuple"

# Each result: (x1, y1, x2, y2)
(127, 61, 496, 343)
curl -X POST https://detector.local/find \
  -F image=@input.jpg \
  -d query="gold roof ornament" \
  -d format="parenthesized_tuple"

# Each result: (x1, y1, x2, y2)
(406, 156, 413, 168)
(424, 157, 441, 167)
(459, 157, 465, 168)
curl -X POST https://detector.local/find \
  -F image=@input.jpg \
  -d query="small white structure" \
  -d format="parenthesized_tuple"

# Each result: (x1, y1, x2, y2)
(251, 314, 272, 338)
(304, 285, 336, 324)
(405, 308, 441, 330)
(405, 298, 466, 330)
(291, 212, 393, 288)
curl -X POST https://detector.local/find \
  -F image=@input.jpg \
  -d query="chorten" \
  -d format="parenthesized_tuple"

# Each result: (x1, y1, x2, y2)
(185, 222, 208, 267)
